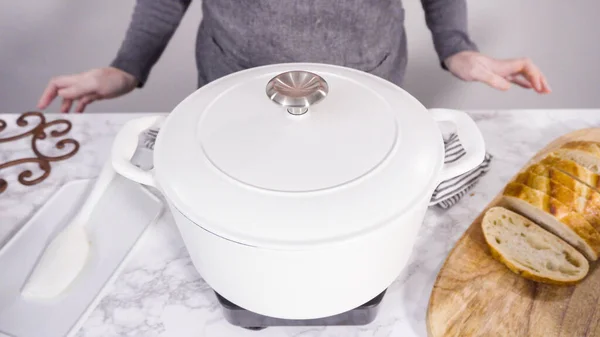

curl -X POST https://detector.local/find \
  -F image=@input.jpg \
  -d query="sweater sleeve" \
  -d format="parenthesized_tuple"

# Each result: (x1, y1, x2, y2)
(110, 0, 192, 88)
(420, 0, 479, 69)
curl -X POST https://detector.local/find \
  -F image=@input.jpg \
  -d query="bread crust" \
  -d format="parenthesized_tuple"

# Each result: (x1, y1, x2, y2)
(503, 183, 600, 259)
(540, 155, 600, 192)
(561, 141, 600, 157)
(515, 170, 600, 230)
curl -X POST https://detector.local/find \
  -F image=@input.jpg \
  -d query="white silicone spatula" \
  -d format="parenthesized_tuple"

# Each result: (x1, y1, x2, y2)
(21, 160, 116, 299)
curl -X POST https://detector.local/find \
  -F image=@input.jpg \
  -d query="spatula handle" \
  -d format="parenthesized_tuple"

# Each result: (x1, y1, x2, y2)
(75, 159, 116, 223)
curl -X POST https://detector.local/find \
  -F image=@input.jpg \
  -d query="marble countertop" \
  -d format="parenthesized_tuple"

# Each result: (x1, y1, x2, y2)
(1, 110, 599, 337)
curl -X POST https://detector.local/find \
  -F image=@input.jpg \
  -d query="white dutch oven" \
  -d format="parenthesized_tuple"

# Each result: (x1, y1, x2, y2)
(110, 63, 485, 320)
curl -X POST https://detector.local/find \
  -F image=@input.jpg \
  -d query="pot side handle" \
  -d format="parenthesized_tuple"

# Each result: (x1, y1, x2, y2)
(111, 115, 165, 187)
(429, 108, 486, 182)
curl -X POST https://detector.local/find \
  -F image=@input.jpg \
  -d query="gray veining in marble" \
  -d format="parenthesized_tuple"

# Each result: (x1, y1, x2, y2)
(1, 110, 600, 337)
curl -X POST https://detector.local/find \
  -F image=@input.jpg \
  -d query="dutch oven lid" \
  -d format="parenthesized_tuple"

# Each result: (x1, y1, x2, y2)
(154, 63, 444, 249)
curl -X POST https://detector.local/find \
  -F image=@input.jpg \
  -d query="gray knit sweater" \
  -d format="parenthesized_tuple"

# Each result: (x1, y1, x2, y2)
(111, 0, 477, 88)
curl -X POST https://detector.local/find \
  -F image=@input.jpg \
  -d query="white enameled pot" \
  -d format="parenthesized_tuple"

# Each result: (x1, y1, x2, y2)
(110, 63, 485, 319)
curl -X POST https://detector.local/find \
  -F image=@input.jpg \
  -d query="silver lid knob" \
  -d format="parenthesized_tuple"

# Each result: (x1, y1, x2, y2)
(266, 71, 329, 116)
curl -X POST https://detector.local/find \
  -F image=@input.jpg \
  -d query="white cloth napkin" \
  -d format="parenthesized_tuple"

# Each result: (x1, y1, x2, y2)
(429, 133, 493, 209)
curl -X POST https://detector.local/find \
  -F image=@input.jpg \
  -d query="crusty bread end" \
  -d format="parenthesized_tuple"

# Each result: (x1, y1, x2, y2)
(561, 141, 600, 158)
(483, 207, 589, 285)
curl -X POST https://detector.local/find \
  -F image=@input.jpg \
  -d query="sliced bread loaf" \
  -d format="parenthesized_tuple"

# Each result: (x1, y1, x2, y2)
(514, 171, 600, 230)
(561, 141, 600, 158)
(540, 154, 600, 193)
(551, 148, 600, 175)
(482, 206, 589, 285)
(502, 182, 600, 261)
(527, 163, 599, 198)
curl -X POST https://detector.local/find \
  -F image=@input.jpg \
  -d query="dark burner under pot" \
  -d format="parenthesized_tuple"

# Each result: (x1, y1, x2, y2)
(215, 290, 387, 330)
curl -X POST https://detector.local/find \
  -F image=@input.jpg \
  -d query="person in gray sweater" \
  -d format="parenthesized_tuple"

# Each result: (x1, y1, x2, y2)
(38, 0, 551, 113)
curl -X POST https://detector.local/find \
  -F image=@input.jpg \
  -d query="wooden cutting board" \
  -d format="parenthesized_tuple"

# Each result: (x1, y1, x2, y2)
(427, 128, 600, 337)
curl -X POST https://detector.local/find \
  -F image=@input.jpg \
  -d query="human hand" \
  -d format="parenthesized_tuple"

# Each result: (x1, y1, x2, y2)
(37, 67, 138, 113)
(444, 51, 551, 94)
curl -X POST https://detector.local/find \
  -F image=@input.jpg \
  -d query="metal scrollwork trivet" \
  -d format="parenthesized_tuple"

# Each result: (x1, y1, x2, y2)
(0, 111, 80, 194)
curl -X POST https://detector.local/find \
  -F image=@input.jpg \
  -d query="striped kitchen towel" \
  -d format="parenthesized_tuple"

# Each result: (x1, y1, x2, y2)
(430, 133, 493, 209)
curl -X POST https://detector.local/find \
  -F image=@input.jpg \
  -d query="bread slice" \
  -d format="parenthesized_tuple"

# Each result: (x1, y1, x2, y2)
(527, 163, 598, 197)
(561, 141, 600, 158)
(482, 206, 589, 285)
(514, 170, 600, 230)
(551, 148, 600, 175)
(540, 154, 600, 193)
(502, 182, 600, 261)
